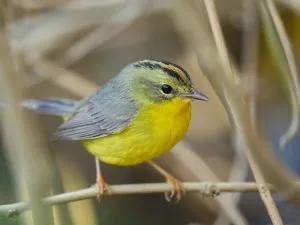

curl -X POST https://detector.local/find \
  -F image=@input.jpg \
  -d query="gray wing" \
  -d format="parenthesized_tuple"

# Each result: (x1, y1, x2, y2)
(53, 93, 137, 141)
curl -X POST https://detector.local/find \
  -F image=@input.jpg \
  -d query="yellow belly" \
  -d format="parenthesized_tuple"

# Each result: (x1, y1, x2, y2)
(81, 98, 192, 166)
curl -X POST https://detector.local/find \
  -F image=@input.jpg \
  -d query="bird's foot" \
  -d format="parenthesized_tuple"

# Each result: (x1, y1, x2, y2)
(96, 175, 111, 202)
(164, 175, 186, 203)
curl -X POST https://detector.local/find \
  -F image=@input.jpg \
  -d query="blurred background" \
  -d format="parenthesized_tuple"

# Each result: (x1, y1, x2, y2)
(0, 0, 300, 225)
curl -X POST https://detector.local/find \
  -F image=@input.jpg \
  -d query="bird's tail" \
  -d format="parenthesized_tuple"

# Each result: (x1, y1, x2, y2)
(22, 98, 78, 116)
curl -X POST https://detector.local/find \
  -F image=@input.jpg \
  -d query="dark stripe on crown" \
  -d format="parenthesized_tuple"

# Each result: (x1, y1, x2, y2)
(134, 61, 161, 70)
(159, 60, 191, 81)
(161, 67, 183, 82)
(133, 60, 190, 83)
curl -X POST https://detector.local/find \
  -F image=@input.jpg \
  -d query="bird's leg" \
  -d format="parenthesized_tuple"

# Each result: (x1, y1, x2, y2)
(147, 161, 185, 202)
(95, 157, 111, 201)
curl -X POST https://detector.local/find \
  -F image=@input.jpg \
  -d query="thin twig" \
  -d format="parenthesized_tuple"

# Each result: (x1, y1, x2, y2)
(248, 155, 284, 225)
(214, 136, 248, 225)
(214, 3, 259, 224)
(202, 0, 237, 84)
(265, 0, 300, 148)
(168, 0, 300, 206)
(11, 0, 71, 9)
(201, 1, 283, 223)
(25, 54, 98, 96)
(168, 141, 248, 225)
(10, 0, 130, 56)
(241, 2, 283, 225)
(242, 10, 259, 124)
(0, 181, 299, 217)
(0, 3, 55, 225)
(276, 0, 300, 14)
(57, 0, 148, 66)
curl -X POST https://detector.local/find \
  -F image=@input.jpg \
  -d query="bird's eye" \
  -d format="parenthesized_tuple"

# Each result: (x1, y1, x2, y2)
(161, 84, 173, 94)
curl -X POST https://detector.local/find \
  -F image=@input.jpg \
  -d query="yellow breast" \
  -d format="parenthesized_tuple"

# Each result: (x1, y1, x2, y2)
(82, 98, 192, 166)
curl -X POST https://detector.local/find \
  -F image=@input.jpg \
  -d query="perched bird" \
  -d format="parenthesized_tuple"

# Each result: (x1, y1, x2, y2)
(23, 59, 208, 201)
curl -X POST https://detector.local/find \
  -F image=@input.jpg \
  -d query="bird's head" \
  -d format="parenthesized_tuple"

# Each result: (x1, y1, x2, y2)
(118, 60, 208, 105)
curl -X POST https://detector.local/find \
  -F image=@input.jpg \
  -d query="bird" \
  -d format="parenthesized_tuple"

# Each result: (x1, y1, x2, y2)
(23, 59, 209, 202)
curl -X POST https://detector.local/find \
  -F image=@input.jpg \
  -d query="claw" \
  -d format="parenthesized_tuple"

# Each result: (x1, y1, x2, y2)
(96, 175, 111, 202)
(147, 161, 186, 203)
(164, 175, 186, 203)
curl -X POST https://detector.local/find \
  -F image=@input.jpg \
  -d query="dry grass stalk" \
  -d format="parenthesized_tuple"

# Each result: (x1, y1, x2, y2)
(265, 0, 300, 148)
(1, 181, 299, 217)
(202, 1, 283, 224)
(168, 0, 300, 207)
(0, 3, 55, 225)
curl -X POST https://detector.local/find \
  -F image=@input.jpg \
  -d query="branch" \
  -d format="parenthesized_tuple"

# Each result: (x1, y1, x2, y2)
(167, 0, 300, 206)
(57, 0, 149, 66)
(188, 2, 283, 223)
(0, 181, 297, 217)
(264, 0, 300, 148)
(0, 3, 55, 225)
(167, 141, 248, 225)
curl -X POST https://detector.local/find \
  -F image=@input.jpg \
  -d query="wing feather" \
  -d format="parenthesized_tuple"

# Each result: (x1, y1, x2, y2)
(53, 93, 136, 140)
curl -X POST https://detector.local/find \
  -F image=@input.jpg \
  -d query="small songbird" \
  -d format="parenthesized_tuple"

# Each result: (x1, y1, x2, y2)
(23, 59, 208, 202)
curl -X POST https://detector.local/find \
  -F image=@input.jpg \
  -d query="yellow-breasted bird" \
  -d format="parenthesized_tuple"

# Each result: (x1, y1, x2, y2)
(23, 59, 208, 201)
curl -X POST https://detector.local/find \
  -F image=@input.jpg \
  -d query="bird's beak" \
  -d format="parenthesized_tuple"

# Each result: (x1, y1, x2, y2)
(180, 88, 209, 101)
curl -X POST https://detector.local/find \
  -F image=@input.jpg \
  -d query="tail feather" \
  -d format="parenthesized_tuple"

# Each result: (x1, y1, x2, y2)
(22, 98, 78, 116)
